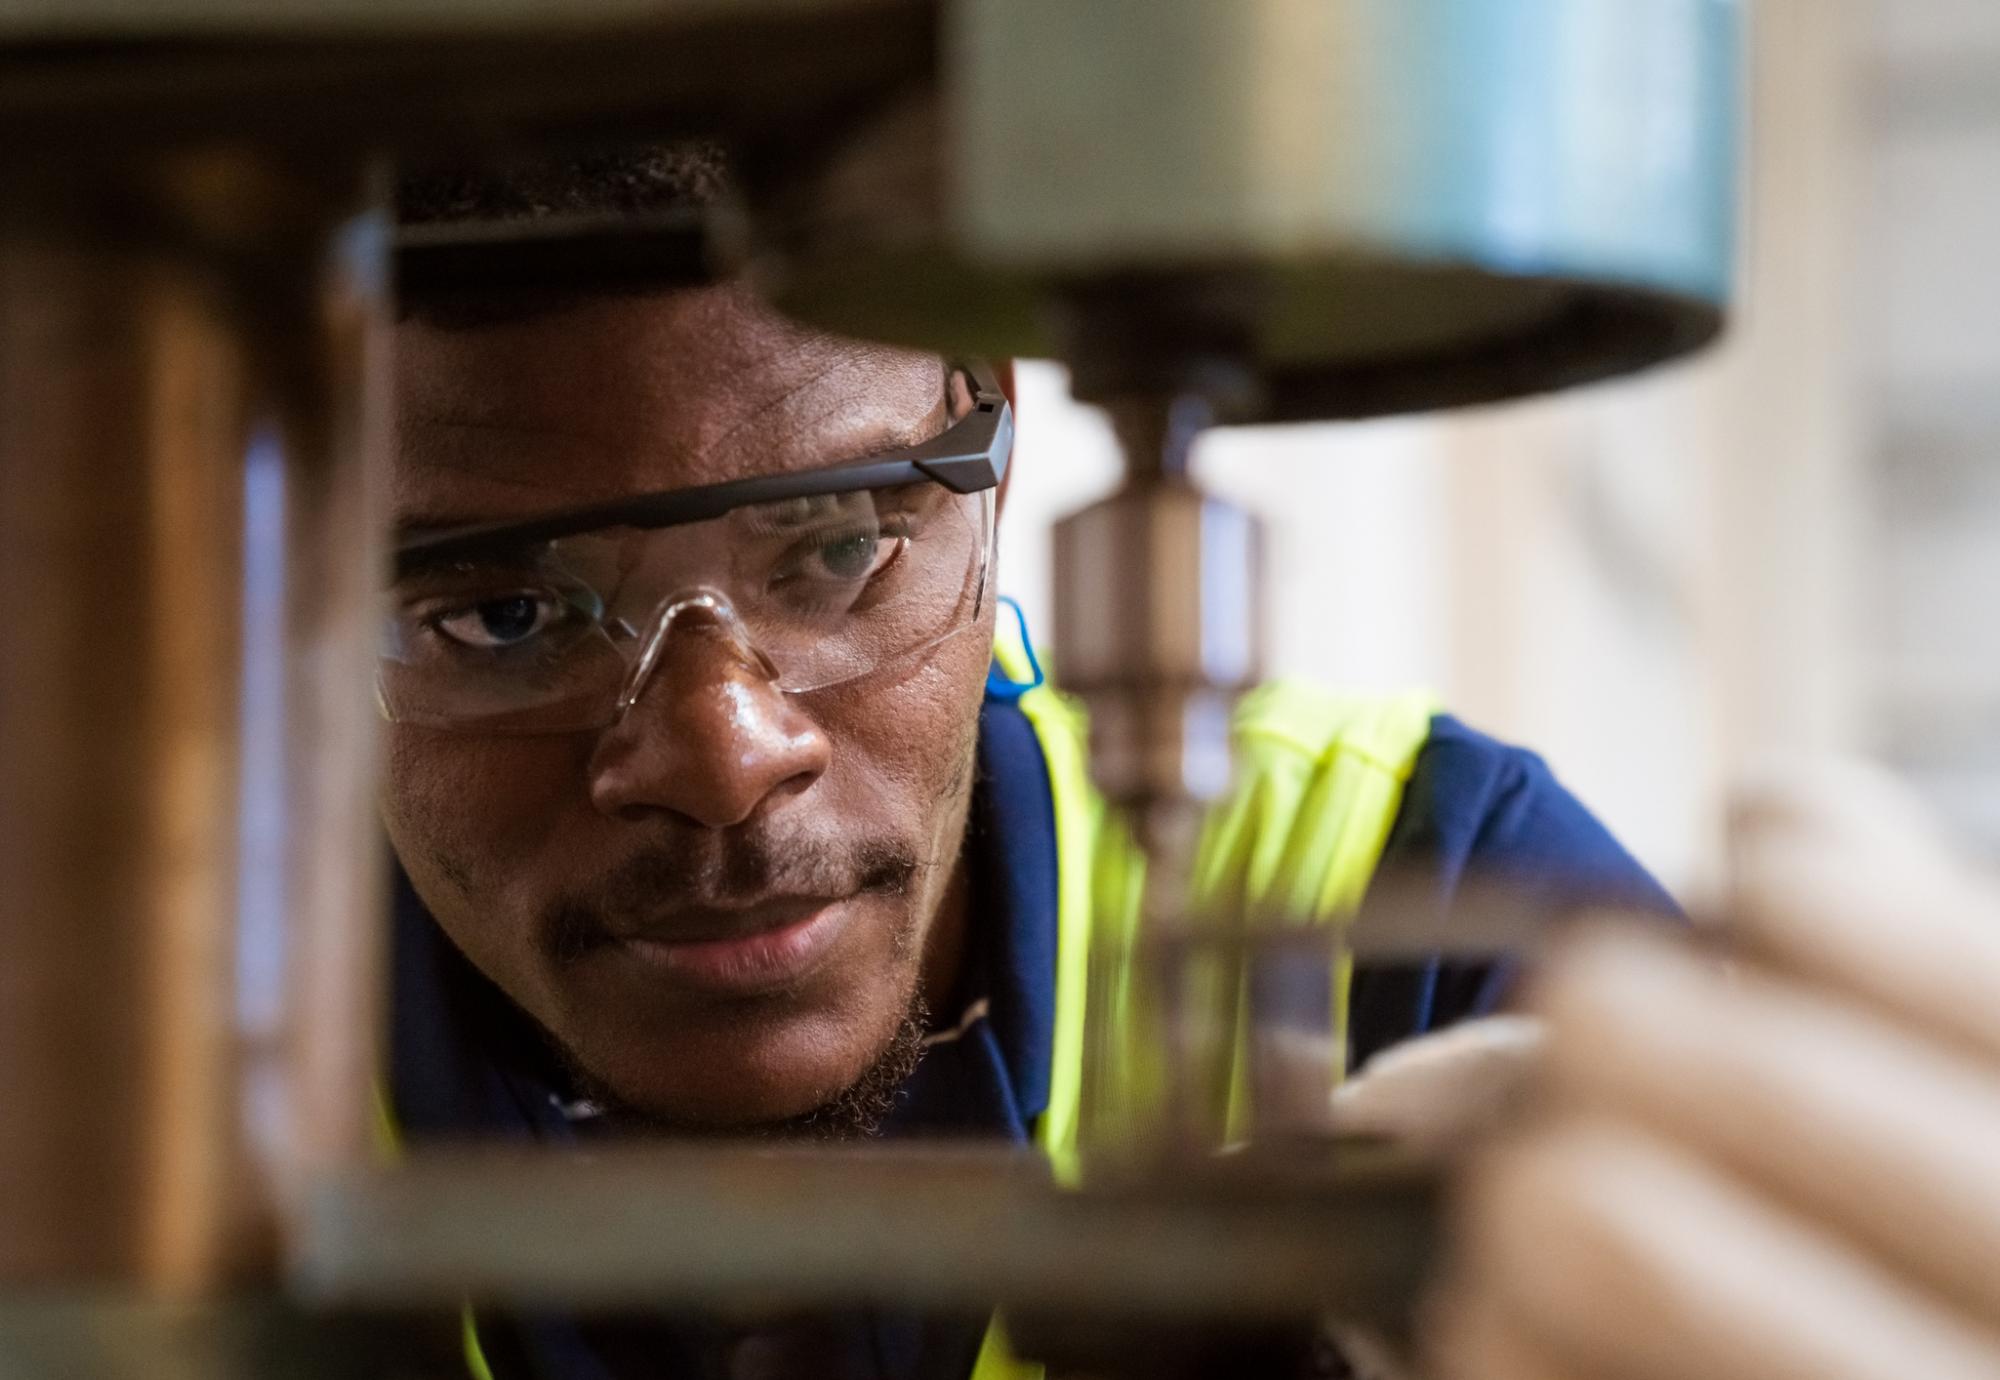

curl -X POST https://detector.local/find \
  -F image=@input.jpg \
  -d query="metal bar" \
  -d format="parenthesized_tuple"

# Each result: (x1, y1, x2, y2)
(0, 158, 385, 1292)
(0, 6, 932, 159)
(299, 1146, 1437, 1325)
(238, 189, 394, 1230)
(0, 0, 891, 38)
(0, 1296, 396, 1380)
(0, 223, 256, 1288)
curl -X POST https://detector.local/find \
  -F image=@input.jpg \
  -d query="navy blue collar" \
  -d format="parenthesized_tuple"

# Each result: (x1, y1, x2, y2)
(879, 696, 1059, 1140)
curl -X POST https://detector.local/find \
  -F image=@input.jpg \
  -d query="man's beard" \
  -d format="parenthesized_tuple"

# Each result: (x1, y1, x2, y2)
(552, 991, 932, 1142)
(530, 828, 936, 1139)
(513, 739, 976, 1142)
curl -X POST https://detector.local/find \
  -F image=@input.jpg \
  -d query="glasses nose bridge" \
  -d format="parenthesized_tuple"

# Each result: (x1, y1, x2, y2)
(615, 587, 780, 717)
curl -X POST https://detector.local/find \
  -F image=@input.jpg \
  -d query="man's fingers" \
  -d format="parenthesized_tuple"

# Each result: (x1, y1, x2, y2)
(1727, 769, 2000, 1066)
(1330, 1016, 1544, 1149)
(1441, 772, 2000, 1379)
(1537, 924, 2000, 1329)
(1456, 1118, 2000, 1380)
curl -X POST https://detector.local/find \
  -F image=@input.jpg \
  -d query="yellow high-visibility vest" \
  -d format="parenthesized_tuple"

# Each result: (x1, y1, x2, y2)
(970, 636, 1437, 1380)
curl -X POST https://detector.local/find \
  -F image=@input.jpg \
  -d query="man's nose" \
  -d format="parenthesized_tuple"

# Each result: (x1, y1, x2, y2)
(585, 616, 831, 829)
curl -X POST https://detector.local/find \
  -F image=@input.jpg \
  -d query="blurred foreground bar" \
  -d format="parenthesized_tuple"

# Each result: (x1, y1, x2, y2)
(0, 154, 383, 1291)
(302, 1145, 1435, 1324)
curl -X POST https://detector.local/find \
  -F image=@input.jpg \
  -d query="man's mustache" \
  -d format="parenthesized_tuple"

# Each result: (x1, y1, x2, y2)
(538, 830, 921, 964)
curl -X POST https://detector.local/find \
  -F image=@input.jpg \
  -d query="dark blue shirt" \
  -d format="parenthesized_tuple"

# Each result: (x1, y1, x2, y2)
(389, 700, 1675, 1378)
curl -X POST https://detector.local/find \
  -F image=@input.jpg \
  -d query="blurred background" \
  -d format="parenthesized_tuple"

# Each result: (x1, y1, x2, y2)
(1000, 0, 2000, 895)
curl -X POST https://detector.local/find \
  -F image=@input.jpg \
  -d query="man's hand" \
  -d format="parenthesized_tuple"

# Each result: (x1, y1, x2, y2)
(1428, 766, 2000, 1380)
(1331, 1016, 1545, 1152)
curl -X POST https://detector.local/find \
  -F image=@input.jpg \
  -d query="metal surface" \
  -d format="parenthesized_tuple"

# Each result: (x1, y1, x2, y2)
(300, 1145, 1435, 1325)
(246, 190, 393, 1252)
(0, 215, 251, 1289)
(1049, 396, 1272, 1161)
(0, 0, 885, 35)
(1052, 415, 1262, 810)
(0, 160, 384, 1290)
(768, 0, 1741, 421)
(0, 4, 929, 163)
(0, 1296, 403, 1380)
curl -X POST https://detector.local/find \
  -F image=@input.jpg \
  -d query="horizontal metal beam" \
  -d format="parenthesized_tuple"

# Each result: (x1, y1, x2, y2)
(0, 2, 931, 162)
(0, 0, 884, 39)
(0, 1296, 392, 1380)
(300, 1144, 1437, 1325)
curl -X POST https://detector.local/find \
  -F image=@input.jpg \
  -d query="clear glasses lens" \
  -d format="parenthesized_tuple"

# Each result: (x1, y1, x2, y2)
(378, 484, 992, 732)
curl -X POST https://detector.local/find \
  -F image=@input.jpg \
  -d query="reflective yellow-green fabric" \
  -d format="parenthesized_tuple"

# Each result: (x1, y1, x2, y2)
(968, 1316, 1033, 1380)
(989, 632, 1109, 1181)
(1192, 682, 1441, 924)
(982, 632, 1438, 1380)
(463, 1311, 500, 1380)
(1192, 683, 1442, 1139)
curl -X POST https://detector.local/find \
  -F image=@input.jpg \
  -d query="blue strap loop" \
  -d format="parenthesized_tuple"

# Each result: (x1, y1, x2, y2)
(985, 596, 1046, 702)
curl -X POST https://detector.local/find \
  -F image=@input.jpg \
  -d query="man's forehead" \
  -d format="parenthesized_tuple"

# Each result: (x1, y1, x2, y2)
(392, 284, 946, 523)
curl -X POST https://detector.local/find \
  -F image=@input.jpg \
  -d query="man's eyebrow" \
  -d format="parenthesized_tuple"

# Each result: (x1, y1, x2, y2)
(395, 512, 509, 543)
(850, 363, 956, 455)
(894, 383, 954, 450)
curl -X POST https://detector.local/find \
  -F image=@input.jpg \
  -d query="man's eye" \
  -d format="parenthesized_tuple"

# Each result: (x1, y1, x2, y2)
(798, 511, 918, 585)
(807, 530, 902, 583)
(430, 593, 572, 650)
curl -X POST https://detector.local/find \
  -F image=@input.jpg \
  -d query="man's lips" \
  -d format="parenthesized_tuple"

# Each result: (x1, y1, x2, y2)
(604, 897, 856, 994)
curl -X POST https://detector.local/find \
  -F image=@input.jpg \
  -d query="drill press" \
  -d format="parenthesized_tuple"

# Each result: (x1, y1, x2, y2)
(0, 1, 1740, 1373)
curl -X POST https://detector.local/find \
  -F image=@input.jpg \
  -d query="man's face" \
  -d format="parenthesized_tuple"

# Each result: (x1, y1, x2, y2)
(384, 285, 994, 1128)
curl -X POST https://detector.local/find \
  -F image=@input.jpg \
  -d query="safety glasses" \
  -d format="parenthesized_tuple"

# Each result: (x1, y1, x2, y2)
(379, 363, 1011, 733)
